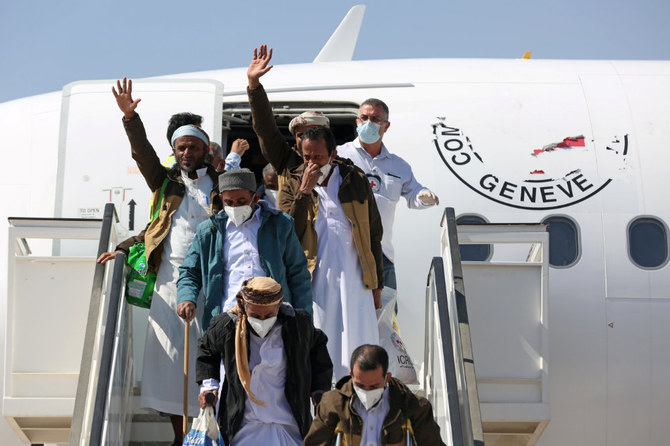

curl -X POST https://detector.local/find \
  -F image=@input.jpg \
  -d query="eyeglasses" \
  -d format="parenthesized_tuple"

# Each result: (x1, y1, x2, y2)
(357, 115, 387, 125)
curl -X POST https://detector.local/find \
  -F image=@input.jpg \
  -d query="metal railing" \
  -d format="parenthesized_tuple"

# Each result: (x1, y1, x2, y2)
(424, 207, 485, 446)
(5, 214, 108, 444)
(69, 203, 135, 446)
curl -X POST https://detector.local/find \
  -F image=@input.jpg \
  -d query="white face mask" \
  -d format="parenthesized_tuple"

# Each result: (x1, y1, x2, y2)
(354, 385, 385, 411)
(317, 155, 334, 185)
(246, 315, 277, 338)
(224, 205, 253, 226)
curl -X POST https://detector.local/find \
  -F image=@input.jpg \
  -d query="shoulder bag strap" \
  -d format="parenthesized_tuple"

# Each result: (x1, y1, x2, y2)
(150, 177, 170, 222)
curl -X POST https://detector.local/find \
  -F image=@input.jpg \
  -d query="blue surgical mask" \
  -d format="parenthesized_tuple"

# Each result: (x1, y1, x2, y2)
(357, 121, 382, 144)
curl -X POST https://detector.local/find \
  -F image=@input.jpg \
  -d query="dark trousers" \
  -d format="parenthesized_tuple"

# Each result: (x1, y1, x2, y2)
(382, 254, 397, 290)
(382, 254, 398, 313)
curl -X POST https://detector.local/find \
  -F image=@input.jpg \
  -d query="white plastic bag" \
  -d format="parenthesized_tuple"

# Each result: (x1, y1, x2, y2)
(377, 294, 418, 384)
(183, 406, 226, 446)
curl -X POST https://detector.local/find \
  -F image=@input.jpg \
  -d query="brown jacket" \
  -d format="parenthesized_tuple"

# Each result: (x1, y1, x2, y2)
(116, 113, 221, 272)
(248, 83, 302, 195)
(304, 376, 445, 446)
(279, 158, 383, 290)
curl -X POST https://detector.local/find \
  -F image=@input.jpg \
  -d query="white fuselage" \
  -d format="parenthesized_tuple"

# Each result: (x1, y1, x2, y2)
(1, 57, 669, 445)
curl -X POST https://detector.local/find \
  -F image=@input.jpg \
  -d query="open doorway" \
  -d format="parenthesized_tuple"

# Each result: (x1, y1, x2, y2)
(217, 101, 360, 183)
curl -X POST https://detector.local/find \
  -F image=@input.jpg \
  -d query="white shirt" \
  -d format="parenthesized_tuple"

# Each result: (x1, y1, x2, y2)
(352, 385, 391, 446)
(141, 167, 211, 417)
(164, 167, 213, 260)
(337, 139, 431, 262)
(222, 206, 265, 311)
(311, 166, 380, 378)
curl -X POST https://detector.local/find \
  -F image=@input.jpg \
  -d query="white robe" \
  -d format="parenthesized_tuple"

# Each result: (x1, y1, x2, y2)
(140, 170, 212, 417)
(311, 166, 379, 379)
(231, 324, 302, 446)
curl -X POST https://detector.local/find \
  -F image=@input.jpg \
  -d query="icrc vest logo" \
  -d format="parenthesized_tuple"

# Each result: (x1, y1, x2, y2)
(366, 173, 382, 193)
(432, 120, 630, 210)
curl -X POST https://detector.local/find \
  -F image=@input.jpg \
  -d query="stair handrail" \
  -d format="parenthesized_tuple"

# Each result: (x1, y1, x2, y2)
(424, 207, 485, 446)
(68, 203, 129, 445)
(425, 255, 465, 445)
(88, 251, 128, 445)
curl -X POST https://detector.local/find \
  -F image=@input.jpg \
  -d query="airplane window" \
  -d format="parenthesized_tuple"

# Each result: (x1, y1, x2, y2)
(542, 216, 579, 268)
(456, 215, 491, 261)
(628, 217, 669, 269)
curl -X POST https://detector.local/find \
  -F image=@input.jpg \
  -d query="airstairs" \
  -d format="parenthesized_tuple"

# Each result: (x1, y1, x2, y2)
(425, 208, 550, 445)
(4, 205, 550, 445)
(4, 204, 173, 445)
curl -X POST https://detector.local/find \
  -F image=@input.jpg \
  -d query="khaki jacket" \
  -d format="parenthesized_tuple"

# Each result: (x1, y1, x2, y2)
(304, 376, 446, 446)
(279, 158, 383, 290)
(116, 113, 221, 272)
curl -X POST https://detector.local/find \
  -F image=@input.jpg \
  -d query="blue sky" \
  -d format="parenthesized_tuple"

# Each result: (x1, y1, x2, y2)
(1, 0, 669, 103)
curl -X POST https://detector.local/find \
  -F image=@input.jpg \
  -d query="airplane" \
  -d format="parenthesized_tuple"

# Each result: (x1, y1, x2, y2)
(1, 4, 669, 445)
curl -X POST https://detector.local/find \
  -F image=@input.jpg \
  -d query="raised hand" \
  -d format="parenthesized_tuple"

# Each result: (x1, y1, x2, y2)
(112, 77, 141, 119)
(247, 45, 274, 89)
(231, 138, 250, 156)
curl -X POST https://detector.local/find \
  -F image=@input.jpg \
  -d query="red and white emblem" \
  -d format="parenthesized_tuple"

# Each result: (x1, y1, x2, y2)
(366, 174, 382, 193)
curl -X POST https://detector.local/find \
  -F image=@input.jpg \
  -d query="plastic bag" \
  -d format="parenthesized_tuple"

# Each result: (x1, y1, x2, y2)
(183, 406, 226, 446)
(377, 294, 418, 384)
(125, 242, 155, 308)
(124, 177, 169, 308)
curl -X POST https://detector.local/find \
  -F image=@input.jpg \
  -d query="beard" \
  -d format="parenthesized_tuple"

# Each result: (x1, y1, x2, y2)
(178, 157, 205, 174)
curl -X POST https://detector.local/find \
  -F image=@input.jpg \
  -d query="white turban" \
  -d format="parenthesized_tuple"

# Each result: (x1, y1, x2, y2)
(170, 125, 209, 148)
(288, 111, 330, 135)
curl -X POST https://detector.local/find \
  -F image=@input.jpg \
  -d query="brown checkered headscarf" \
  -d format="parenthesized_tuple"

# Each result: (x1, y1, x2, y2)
(229, 277, 283, 406)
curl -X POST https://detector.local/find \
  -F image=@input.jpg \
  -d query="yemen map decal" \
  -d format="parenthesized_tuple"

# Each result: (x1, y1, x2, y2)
(432, 119, 629, 210)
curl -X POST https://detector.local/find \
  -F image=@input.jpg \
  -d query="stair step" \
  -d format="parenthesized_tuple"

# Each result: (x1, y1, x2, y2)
(130, 420, 174, 443)
(129, 442, 176, 446)
(132, 412, 172, 423)
(129, 386, 194, 443)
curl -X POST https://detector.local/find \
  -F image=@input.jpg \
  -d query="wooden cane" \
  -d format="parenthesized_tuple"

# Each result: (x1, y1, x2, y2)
(183, 318, 190, 435)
